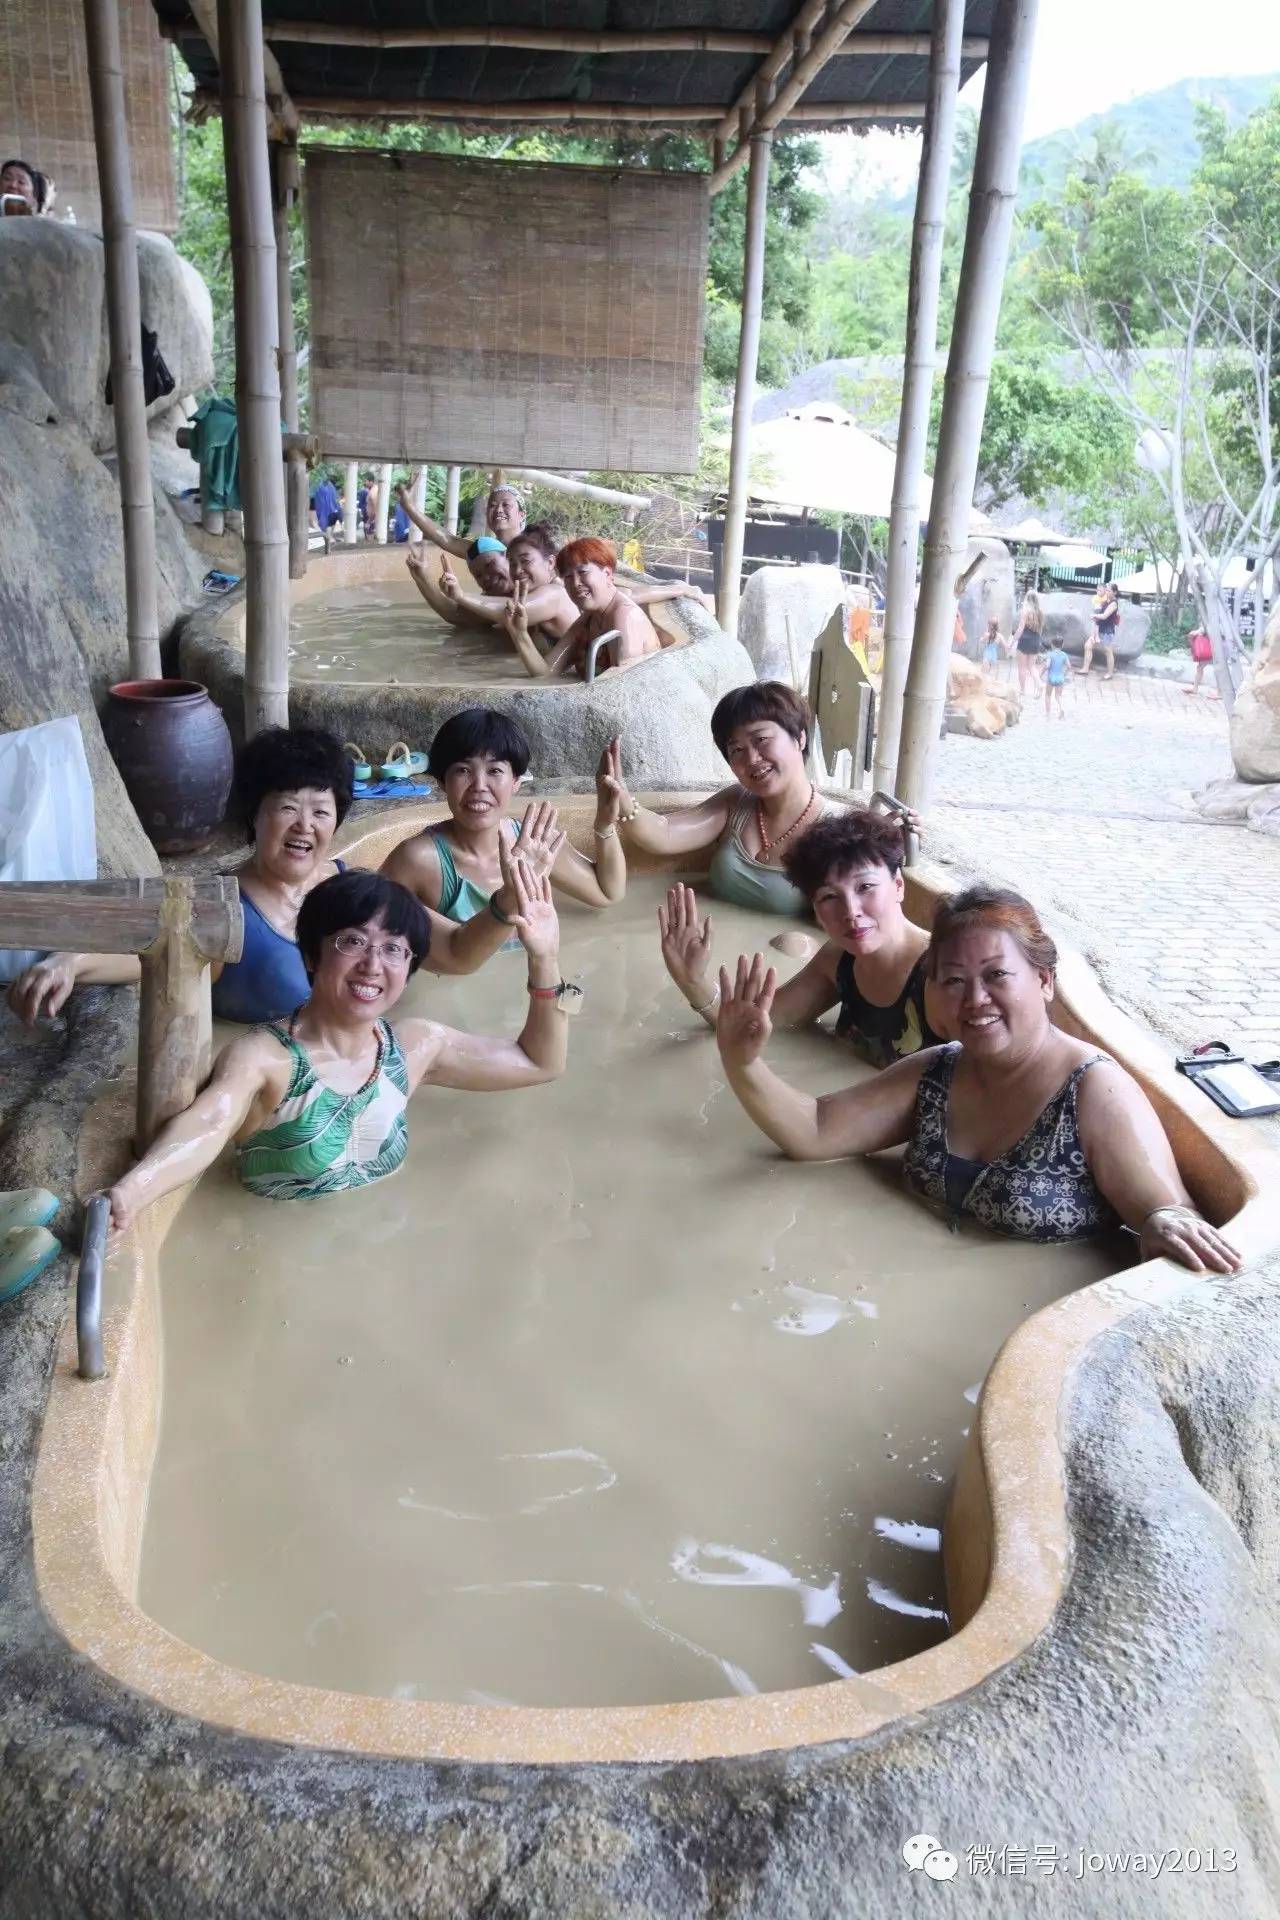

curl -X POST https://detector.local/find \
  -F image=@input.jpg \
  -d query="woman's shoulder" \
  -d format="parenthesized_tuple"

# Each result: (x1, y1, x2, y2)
(381, 828, 446, 876)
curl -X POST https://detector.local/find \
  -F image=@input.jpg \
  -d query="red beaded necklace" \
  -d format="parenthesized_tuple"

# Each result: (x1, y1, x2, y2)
(755, 785, 818, 863)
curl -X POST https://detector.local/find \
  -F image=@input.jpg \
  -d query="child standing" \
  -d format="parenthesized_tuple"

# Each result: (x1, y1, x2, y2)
(981, 617, 1007, 671)
(1044, 641, 1071, 718)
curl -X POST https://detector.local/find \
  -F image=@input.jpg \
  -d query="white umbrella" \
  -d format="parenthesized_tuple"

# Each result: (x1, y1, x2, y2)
(747, 404, 919, 521)
(1045, 541, 1108, 572)
(998, 514, 1073, 545)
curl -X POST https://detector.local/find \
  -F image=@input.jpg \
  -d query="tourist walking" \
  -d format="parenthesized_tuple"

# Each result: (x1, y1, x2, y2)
(1010, 590, 1045, 697)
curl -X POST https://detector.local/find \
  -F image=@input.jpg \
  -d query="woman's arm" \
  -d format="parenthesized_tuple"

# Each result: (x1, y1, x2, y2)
(548, 740, 626, 908)
(382, 807, 566, 974)
(657, 884, 839, 1029)
(396, 484, 468, 557)
(500, 585, 578, 678)
(7, 951, 142, 1025)
(107, 1034, 275, 1231)
(1076, 1064, 1242, 1272)
(628, 579, 715, 613)
(402, 865, 569, 1091)
(599, 739, 734, 859)
(406, 550, 468, 628)
(716, 953, 928, 1159)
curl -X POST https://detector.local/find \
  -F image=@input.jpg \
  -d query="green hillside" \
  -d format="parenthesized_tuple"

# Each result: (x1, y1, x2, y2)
(1020, 73, 1280, 194)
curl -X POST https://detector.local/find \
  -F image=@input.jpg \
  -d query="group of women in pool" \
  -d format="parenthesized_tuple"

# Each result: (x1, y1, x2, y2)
(397, 479, 709, 679)
(7, 681, 1238, 1275)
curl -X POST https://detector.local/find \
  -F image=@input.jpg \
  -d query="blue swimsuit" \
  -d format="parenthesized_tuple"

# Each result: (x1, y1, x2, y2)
(210, 861, 345, 1023)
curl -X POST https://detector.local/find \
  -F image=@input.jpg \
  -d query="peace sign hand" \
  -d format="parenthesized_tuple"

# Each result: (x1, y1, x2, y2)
(715, 953, 777, 1069)
(595, 736, 625, 828)
(502, 578, 532, 643)
(439, 556, 460, 601)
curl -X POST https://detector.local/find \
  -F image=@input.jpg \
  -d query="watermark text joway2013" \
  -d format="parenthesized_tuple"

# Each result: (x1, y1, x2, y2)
(901, 1833, 1238, 1882)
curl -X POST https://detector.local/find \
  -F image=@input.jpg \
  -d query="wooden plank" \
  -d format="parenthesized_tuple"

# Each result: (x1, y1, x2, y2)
(0, 877, 242, 961)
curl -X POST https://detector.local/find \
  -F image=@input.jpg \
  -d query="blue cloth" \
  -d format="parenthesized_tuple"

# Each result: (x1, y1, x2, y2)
(211, 862, 345, 1024)
(393, 502, 411, 542)
(472, 534, 505, 555)
(358, 486, 369, 514)
(1045, 647, 1070, 686)
(311, 479, 342, 530)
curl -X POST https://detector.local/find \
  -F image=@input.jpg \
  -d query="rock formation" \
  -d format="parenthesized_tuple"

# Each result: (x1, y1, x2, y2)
(945, 653, 1021, 738)
(1229, 600, 1280, 785)
(1039, 588, 1149, 663)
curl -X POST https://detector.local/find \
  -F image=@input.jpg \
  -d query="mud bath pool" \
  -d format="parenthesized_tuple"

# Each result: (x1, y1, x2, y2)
(136, 883, 1123, 1713)
(288, 576, 523, 688)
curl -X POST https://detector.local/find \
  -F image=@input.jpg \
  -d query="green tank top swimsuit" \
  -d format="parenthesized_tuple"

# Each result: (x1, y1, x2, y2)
(707, 791, 831, 918)
(236, 1017, 410, 1201)
(432, 820, 521, 949)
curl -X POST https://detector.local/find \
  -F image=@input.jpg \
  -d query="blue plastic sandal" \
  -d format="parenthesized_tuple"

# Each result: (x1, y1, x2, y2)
(0, 1225, 61, 1304)
(0, 1188, 59, 1236)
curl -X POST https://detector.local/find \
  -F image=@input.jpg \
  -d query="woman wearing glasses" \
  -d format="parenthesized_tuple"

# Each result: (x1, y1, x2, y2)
(106, 864, 570, 1227)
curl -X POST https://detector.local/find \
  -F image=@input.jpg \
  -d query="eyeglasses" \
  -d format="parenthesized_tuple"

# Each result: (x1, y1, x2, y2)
(331, 929, 413, 967)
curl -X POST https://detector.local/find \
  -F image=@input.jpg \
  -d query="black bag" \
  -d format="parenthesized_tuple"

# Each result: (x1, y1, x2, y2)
(104, 325, 176, 407)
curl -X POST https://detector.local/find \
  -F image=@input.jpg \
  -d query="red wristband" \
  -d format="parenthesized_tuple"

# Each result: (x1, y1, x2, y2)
(527, 982, 561, 999)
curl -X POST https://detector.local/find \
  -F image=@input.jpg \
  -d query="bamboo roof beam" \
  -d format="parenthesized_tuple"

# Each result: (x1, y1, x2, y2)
(713, 0, 830, 144)
(248, 21, 988, 58)
(711, 0, 884, 190)
(189, 90, 923, 128)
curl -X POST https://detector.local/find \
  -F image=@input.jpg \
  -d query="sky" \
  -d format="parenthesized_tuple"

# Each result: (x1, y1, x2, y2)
(819, 0, 1280, 196)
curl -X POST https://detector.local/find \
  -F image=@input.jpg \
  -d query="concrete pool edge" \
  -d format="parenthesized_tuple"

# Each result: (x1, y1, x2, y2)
(29, 798, 1280, 1766)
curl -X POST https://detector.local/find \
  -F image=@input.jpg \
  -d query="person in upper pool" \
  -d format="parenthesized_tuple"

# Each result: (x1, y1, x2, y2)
(6, 727, 560, 1028)
(406, 522, 575, 649)
(397, 480, 527, 556)
(499, 537, 664, 679)
(105, 864, 570, 1228)
(1, 157, 53, 216)
(383, 708, 625, 925)
(711, 882, 1243, 1272)
(658, 810, 943, 1063)
(607, 682, 915, 917)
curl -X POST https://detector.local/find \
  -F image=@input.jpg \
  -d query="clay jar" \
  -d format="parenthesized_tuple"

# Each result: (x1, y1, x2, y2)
(104, 680, 233, 854)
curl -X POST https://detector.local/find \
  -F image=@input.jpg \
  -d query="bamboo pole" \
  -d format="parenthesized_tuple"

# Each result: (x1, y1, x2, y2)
(192, 88, 928, 131)
(82, 0, 161, 682)
(714, 0, 829, 143)
(375, 462, 393, 544)
(710, 0, 881, 192)
(342, 460, 359, 543)
(444, 464, 461, 536)
(408, 464, 428, 543)
(218, 0, 291, 736)
(137, 883, 214, 1148)
(874, 0, 965, 796)
(717, 129, 772, 639)
(896, 0, 1040, 810)
(271, 141, 308, 581)
(186, 0, 298, 137)
(502, 467, 652, 509)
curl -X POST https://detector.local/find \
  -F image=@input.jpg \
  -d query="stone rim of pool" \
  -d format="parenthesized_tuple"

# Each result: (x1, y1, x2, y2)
(29, 798, 1280, 1766)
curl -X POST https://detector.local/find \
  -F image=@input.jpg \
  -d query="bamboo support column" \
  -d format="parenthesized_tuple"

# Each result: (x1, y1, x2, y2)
(271, 140, 308, 579)
(82, 0, 162, 681)
(896, 0, 1040, 810)
(717, 129, 772, 638)
(444, 464, 461, 536)
(375, 461, 393, 544)
(408, 464, 428, 542)
(218, 0, 290, 735)
(874, 0, 965, 796)
(343, 459, 359, 544)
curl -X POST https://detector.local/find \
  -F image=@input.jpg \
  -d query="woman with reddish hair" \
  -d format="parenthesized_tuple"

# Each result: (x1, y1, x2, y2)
(500, 535, 663, 678)
(713, 883, 1242, 1271)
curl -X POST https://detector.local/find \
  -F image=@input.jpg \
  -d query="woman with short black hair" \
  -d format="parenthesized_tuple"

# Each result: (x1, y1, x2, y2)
(384, 707, 626, 922)
(107, 862, 571, 1224)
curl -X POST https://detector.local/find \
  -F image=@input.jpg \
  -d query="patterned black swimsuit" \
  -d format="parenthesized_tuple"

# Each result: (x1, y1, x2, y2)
(902, 1044, 1120, 1242)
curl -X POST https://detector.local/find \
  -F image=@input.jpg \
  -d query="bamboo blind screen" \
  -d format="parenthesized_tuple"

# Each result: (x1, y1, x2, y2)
(0, 0, 177, 234)
(307, 150, 708, 473)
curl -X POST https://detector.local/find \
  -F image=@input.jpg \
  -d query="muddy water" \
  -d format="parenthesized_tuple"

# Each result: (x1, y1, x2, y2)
(288, 577, 523, 686)
(139, 882, 1126, 1709)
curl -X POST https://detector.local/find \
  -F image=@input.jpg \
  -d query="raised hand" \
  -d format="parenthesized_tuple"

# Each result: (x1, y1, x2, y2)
(511, 800, 567, 883)
(1139, 1205, 1243, 1275)
(439, 556, 460, 601)
(507, 857, 560, 963)
(405, 544, 427, 579)
(658, 883, 713, 996)
(594, 736, 624, 827)
(715, 953, 777, 1069)
(502, 578, 532, 644)
(7, 955, 76, 1027)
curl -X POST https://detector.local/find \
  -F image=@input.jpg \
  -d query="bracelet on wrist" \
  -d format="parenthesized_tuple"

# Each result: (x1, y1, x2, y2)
(618, 798, 641, 824)
(593, 824, 618, 841)
(488, 892, 512, 925)
(527, 980, 562, 999)
(690, 986, 720, 1017)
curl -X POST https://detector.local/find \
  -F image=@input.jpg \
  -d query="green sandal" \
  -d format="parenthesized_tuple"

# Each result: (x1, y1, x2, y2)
(0, 1225, 61, 1304)
(0, 1187, 59, 1236)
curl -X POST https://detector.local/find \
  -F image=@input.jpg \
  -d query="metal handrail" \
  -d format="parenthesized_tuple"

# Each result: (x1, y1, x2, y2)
(584, 629, 621, 683)
(76, 1194, 110, 1381)
(870, 789, 920, 868)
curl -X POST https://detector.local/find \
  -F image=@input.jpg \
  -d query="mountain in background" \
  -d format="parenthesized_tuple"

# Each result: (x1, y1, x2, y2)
(1019, 72, 1280, 195)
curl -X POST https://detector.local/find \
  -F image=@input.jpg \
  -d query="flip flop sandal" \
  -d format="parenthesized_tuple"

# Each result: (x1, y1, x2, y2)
(0, 1187, 59, 1237)
(0, 1225, 61, 1305)
(344, 741, 373, 783)
(381, 741, 428, 781)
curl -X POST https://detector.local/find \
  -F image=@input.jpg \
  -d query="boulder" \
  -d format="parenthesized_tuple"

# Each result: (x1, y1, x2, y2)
(0, 406, 205, 878)
(0, 222, 214, 452)
(956, 536, 1014, 653)
(1040, 589, 1149, 663)
(737, 563, 845, 689)
(1194, 775, 1280, 837)
(945, 653, 1021, 738)
(1230, 601, 1280, 784)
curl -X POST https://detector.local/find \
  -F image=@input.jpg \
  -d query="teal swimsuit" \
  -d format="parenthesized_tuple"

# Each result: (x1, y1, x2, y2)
(432, 821, 520, 949)
(707, 792, 834, 918)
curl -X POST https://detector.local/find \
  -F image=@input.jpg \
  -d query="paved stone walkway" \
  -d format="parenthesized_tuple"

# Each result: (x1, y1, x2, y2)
(929, 672, 1280, 1060)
